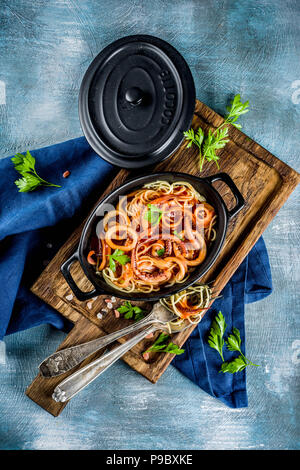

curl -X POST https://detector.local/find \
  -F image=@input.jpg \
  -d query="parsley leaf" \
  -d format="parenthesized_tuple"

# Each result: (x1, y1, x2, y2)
(184, 127, 204, 150)
(109, 256, 116, 272)
(15, 173, 41, 192)
(225, 93, 249, 129)
(157, 247, 165, 257)
(117, 301, 146, 322)
(144, 204, 163, 226)
(184, 94, 249, 172)
(109, 249, 130, 272)
(220, 356, 248, 374)
(225, 327, 242, 353)
(109, 249, 130, 273)
(201, 127, 229, 171)
(11, 151, 61, 192)
(12, 151, 35, 174)
(207, 311, 227, 361)
(219, 353, 260, 373)
(222, 326, 259, 373)
(144, 333, 185, 355)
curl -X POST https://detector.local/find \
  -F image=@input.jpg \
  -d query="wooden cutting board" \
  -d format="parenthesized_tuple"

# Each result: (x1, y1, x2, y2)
(26, 100, 299, 416)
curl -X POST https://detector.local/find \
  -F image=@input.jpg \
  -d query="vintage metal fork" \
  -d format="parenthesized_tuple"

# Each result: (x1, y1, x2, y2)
(39, 302, 178, 377)
(52, 312, 189, 403)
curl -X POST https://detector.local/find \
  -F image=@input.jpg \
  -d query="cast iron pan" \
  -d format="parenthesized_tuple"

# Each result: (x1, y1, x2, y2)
(61, 172, 244, 302)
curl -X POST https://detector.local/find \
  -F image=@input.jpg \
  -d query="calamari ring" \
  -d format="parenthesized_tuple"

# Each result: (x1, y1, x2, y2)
(105, 224, 138, 251)
(103, 209, 130, 231)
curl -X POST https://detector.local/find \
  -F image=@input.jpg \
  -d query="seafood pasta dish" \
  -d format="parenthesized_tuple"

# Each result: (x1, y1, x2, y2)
(87, 180, 217, 300)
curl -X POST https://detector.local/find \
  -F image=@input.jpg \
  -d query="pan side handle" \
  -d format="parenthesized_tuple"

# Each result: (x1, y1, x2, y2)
(61, 252, 99, 301)
(204, 173, 245, 219)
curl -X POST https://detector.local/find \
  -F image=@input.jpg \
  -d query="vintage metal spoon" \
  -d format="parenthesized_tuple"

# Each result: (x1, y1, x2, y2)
(52, 313, 189, 403)
(39, 302, 177, 377)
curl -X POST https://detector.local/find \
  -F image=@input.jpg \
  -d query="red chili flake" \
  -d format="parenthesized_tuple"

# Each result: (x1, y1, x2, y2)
(63, 170, 70, 178)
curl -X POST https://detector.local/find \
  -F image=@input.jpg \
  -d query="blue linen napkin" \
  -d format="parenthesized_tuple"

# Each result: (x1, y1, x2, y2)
(173, 238, 272, 408)
(0, 136, 272, 408)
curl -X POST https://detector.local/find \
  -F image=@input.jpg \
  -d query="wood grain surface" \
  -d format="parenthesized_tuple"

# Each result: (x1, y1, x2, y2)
(26, 99, 299, 416)
(1, 0, 300, 451)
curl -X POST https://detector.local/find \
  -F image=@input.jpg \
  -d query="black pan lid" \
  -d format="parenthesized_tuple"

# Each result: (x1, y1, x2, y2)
(79, 35, 195, 168)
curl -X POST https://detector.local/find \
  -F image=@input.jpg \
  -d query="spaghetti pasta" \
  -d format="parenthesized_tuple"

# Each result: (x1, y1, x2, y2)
(159, 283, 212, 325)
(87, 180, 217, 317)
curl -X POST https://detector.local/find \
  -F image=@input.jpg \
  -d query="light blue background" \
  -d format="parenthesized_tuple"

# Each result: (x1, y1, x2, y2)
(0, 0, 299, 450)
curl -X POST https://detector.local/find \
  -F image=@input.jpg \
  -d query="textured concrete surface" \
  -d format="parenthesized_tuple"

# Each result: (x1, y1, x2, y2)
(0, 0, 299, 450)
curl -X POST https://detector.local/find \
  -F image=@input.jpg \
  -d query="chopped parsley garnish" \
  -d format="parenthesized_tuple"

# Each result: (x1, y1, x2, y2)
(143, 204, 163, 226)
(109, 249, 130, 272)
(157, 247, 165, 257)
(117, 301, 146, 322)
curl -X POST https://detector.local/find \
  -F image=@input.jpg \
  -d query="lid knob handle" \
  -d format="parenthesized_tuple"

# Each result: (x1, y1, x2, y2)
(125, 87, 144, 106)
